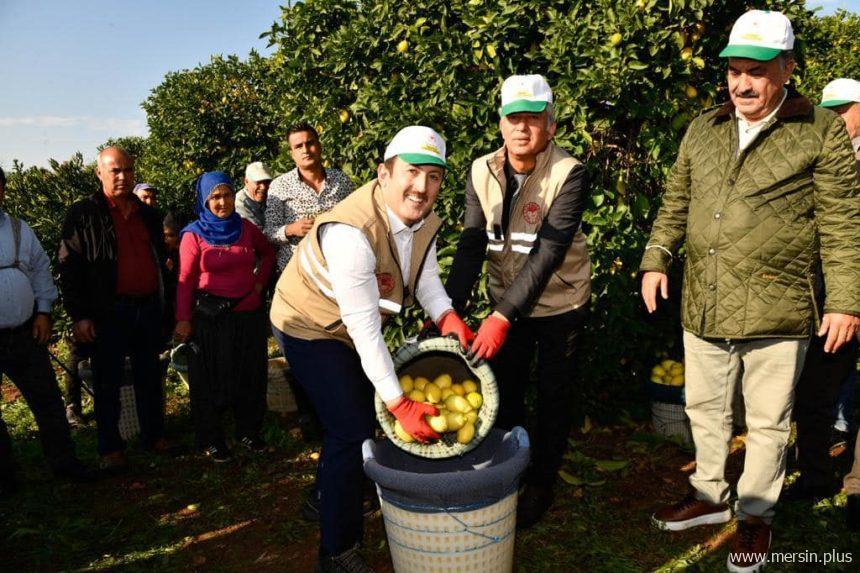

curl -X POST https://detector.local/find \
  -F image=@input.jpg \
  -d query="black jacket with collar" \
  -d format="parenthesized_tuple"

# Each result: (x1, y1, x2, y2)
(58, 191, 166, 323)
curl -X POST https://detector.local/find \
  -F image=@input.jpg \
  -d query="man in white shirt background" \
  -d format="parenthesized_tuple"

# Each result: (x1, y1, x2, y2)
(269, 126, 474, 572)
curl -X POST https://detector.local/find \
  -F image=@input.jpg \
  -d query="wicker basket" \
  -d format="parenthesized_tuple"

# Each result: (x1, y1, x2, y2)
(375, 337, 498, 459)
(381, 492, 517, 572)
(267, 357, 298, 413)
(78, 358, 140, 440)
(651, 401, 692, 445)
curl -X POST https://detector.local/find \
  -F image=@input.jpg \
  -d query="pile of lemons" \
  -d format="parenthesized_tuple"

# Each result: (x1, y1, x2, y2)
(393, 373, 483, 445)
(650, 359, 685, 387)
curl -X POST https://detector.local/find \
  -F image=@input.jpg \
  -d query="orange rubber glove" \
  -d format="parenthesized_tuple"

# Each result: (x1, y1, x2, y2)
(468, 314, 511, 361)
(437, 311, 476, 349)
(388, 398, 440, 443)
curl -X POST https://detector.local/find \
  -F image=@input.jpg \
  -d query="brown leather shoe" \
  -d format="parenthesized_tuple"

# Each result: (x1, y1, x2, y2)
(727, 516, 770, 573)
(99, 451, 128, 475)
(652, 492, 732, 531)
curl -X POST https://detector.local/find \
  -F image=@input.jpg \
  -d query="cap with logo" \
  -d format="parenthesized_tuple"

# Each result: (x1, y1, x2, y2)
(499, 74, 553, 117)
(719, 10, 794, 62)
(384, 126, 447, 168)
(133, 183, 157, 194)
(245, 161, 273, 182)
(820, 78, 860, 108)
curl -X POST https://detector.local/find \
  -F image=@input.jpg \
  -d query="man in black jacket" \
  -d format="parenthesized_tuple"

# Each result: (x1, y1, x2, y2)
(58, 147, 173, 472)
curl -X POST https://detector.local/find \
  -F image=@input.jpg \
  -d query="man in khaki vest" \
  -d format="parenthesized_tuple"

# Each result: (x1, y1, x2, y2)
(446, 74, 591, 529)
(270, 126, 473, 573)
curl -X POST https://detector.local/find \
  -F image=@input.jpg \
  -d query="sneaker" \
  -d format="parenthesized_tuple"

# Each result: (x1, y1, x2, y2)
(727, 516, 771, 573)
(516, 484, 555, 530)
(203, 444, 232, 463)
(99, 451, 129, 475)
(847, 494, 860, 532)
(238, 436, 267, 454)
(53, 459, 99, 482)
(315, 544, 374, 573)
(652, 492, 731, 531)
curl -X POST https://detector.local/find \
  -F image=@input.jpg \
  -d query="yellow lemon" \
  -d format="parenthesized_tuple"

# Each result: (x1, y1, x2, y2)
(451, 384, 466, 396)
(396, 40, 408, 53)
(652, 365, 667, 377)
(339, 109, 350, 123)
(441, 388, 455, 400)
(650, 375, 665, 385)
(433, 374, 453, 389)
(610, 32, 623, 46)
(457, 423, 476, 444)
(394, 420, 414, 443)
(466, 392, 483, 410)
(427, 414, 448, 433)
(465, 410, 478, 424)
(445, 395, 472, 414)
(424, 383, 441, 404)
(408, 389, 425, 403)
(414, 377, 429, 391)
(680, 47, 693, 61)
(399, 375, 414, 393)
(685, 85, 698, 99)
(462, 380, 478, 393)
(669, 375, 685, 387)
(660, 360, 674, 371)
(669, 363, 684, 376)
(446, 412, 466, 431)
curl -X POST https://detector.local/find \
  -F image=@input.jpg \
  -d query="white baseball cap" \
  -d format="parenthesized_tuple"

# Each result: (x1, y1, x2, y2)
(500, 74, 553, 117)
(820, 78, 860, 108)
(383, 126, 447, 168)
(245, 161, 272, 182)
(719, 10, 794, 61)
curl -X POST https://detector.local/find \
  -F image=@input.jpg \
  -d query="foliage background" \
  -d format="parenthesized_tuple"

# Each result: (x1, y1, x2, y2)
(4, 1, 857, 418)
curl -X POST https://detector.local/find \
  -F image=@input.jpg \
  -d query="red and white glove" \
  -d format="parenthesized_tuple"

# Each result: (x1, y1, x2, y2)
(388, 397, 440, 443)
(437, 311, 475, 349)
(468, 313, 511, 361)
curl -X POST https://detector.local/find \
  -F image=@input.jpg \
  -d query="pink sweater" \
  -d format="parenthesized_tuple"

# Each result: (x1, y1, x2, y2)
(176, 219, 275, 321)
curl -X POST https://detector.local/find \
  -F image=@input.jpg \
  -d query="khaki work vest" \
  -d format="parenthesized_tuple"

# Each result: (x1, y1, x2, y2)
(270, 180, 442, 346)
(471, 141, 591, 317)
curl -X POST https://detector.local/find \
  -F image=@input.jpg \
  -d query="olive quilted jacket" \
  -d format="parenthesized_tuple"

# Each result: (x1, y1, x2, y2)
(640, 89, 860, 339)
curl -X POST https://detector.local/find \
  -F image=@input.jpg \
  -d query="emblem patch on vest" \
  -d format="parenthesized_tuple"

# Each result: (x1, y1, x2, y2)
(376, 272, 395, 295)
(523, 202, 542, 225)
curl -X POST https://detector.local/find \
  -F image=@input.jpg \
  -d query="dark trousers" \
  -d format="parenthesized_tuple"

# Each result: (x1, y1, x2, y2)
(187, 308, 268, 448)
(92, 297, 165, 455)
(0, 320, 76, 478)
(63, 339, 92, 411)
(272, 327, 375, 557)
(794, 336, 859, 489)
(492, 306, 589, 488)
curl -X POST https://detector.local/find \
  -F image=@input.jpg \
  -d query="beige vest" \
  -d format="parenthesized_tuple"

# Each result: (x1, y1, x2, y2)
(471, 141, 590, 317)
(270, 180, 442, 345)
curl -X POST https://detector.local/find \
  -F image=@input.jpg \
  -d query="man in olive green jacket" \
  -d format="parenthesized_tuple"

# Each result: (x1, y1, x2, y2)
(639, 10, 859, 573)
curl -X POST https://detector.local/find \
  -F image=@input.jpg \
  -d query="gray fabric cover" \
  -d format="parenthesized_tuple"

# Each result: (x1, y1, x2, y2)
(363, 427, 530, 512)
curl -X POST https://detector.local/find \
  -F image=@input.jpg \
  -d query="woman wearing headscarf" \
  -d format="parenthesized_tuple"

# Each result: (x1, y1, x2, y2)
(174, 172, 275, 462)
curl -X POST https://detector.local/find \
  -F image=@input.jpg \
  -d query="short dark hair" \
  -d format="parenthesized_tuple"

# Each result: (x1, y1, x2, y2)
(287, 122, 320, 142)
(0, 166, 6, 186)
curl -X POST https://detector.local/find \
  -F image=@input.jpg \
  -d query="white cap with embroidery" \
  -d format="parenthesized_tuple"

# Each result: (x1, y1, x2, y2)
(820, 78, 860, 108)
(384, 126, 447, 168)
(499, 74, 553, 117)
(719, 10, 794, 62)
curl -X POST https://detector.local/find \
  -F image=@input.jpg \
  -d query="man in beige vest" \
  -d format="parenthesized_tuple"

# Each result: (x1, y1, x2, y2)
(446, 74, 591, 529)
(270, 126, 473, 572)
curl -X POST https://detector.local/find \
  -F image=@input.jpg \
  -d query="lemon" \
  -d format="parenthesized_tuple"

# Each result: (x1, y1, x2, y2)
(652, 366, 667, 377)
(650, 375, 665, 384)
(669, 363, 684, 376)
(427, 414, 448, 433)
(433, 374, 453, 389)
(399, 375, 414, 393)
(414, 377, 429, 391)
(424, 383, 441, 404)
(441, 388, 455, 400)
(610, 32, 623, 46)
(445, 395, 472, 414)
(451, 384, 466, 396)
(681, 47, 693, 61)
(339, 109, 350, 123)
(408, 389, 425, 402)
(462, 380, 478, 393)
(660, 360, 674, 371)
(466, 392, 483, 410)
(396, 40, 409, 53)
(465, 411, 478, 424)
(457, 423, 476, 444)
(685, 85, 698, 99)
(446, 412, 466, 431)
(669, 375, 685, 387)
(394, 420, 414, 443)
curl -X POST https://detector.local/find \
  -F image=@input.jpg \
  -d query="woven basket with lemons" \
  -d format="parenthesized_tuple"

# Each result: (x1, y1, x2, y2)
(375, 336, 499, 458)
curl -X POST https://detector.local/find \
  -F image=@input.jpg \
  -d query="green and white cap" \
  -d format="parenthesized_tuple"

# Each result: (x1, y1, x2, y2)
(820, 78, 860, 108)
(719, 10, 794, 61)
(384, 126, 447, 168)
(499, 74, 552, 117)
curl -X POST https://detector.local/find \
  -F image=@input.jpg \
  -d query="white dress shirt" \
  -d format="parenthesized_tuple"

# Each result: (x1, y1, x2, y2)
(737, 89, 787, 153)
(319, 207, 452, 401)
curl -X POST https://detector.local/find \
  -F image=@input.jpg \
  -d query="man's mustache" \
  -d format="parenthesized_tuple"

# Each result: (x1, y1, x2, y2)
(735, 89, 760, 98)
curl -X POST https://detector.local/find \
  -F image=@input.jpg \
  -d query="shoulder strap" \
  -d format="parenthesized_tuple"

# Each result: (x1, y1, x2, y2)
(0, 215, 22, 270)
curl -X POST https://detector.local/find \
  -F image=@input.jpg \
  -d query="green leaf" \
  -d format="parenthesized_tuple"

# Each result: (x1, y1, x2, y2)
(595, 460, 629, 472)
(558, 470, 584, 485)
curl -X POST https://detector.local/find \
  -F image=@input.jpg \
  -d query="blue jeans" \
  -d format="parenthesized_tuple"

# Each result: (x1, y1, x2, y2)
(92, 297, 165, 454)
(272, 327, 376, 556)
(834, 368, 856, 434)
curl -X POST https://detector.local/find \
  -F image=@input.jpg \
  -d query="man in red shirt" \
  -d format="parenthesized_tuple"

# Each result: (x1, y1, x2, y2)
(59, 147, 175, 472)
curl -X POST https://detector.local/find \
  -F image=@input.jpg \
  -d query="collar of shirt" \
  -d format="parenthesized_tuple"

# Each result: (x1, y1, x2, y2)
(737, 88, 788, 132)
(852, 136, 860, 154)
(104, 192, 139, 217)
(385, 206, 425, 236)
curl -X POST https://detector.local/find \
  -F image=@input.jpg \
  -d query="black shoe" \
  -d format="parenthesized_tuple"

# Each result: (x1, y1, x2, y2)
(203, 444, 232, 463)
(238, 436, 267, 454)
(516, 484, 555, 529)
(65, 405, 84, 427)
(848, 494, 860, 531)
(315, 544, 374, 573)
(780, 476, 838, 503)
(53, 459, 99, 482)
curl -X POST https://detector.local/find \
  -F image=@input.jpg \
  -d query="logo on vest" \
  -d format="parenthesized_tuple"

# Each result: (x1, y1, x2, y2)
(376, 272, 395, 295)
(522, 202, 542, 225)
